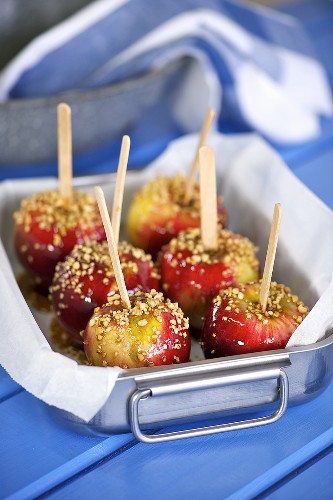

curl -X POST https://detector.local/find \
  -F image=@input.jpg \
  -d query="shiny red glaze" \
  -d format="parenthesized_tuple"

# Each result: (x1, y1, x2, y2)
(14, 209, 106, 292)
(141, 310, 190, 366)
(160, 248, 236, 329)
(201, 286, 302, 358)
(127, 192, 227, 260)
(51, 244, 160, 346)
(137, 211, 200, 260)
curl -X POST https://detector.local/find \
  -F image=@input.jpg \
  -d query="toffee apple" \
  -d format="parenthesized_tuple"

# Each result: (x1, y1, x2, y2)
(201, 281, 309, 358)
(126, 173, 227, 258)
(14, 102, 106, 292)
(14, 189, 106, 291)
(51, 239, 160, 346)
(159, 227, 260, 330)
(84, 289, 190, 368)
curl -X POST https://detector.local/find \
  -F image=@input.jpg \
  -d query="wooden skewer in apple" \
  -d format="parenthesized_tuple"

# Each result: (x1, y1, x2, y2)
(199, 144, 219, 251)
(112, 135, 130, 247)
(83, 186, 191, 368)
(159, 145, 260, 330)
(57, 103, 73, 209)
(184, 106, 216, 204)
(259, 203, 282, 312)
(201, 202, 310, 358)
(95, 186, 131, 309)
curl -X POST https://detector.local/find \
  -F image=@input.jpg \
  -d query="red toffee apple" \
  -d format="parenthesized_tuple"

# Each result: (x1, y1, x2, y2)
(159, 227, 260, 330)
(14, 189, 106, 291)
(126, 174, 227, 258)
(84, 289, 190, 368)
(201, 281, 309, 358)
(51, 240, 160, 346)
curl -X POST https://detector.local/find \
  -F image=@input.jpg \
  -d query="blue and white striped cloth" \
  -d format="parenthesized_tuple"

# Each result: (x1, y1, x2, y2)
(0, 0, 332, 146)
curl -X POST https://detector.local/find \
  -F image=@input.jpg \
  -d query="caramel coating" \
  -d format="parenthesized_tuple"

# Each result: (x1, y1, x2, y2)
(14, 189, 103, 237)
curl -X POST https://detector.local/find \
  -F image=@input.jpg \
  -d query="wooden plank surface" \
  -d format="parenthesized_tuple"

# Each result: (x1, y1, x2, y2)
(30, 377, 333, 499)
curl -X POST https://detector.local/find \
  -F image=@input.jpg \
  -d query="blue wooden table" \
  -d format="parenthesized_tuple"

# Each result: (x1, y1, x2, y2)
(1, 1, 333, 498)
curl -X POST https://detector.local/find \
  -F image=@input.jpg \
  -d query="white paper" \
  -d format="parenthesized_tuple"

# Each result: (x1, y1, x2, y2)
(1, 132, 333, 422)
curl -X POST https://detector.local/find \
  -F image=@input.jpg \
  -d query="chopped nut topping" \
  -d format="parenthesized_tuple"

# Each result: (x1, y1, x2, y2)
(132, 174, 226, 227)
(164, 227, 259, 268)
(87, 290, 189, 368)
(50, 240, 160, 299)
(138, 319, 148, 327)
(14, 189, 103, 237)
(213, 281, 309, 326)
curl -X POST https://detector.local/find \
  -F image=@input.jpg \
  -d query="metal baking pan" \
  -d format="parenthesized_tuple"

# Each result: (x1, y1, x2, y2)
(1, 134, 333, 443)
(50, 339, 333, 443)
(0, 58, 187, 166)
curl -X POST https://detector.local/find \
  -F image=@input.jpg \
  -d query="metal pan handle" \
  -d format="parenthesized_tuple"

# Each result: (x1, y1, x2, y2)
(129, 368, 289, 443)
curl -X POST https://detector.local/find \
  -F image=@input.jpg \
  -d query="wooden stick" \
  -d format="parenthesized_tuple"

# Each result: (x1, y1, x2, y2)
(95, 186, 131, 309)
(112, 135, 130, 246)
(57, 103, 73, 208)
(184, 106, 215, 204)
(260, 203, 282, 313)
(199, 145, 218, 250)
